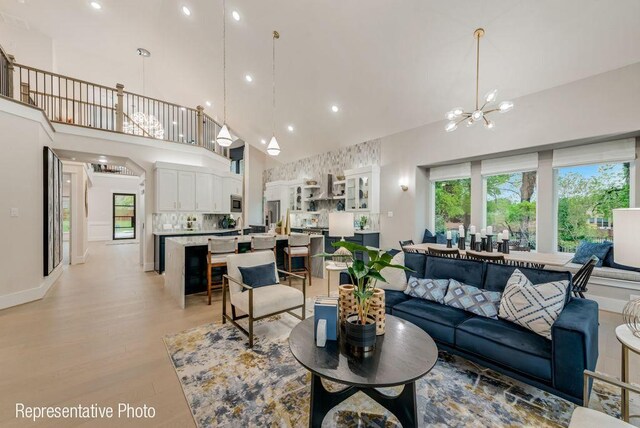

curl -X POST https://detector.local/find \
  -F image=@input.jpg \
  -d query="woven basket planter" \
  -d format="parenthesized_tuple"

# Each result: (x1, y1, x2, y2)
(370, 288, 386, 335)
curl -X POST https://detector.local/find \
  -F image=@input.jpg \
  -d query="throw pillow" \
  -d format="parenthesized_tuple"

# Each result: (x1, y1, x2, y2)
(377, 251, 408, 291)
(404, 276, 450, 303)
(443, 279, 502, 319)
(238, 262, 278, 291)
(498, 269, 569, 339)
(572, 241, 612, 267)
(604, 247, 640, 273)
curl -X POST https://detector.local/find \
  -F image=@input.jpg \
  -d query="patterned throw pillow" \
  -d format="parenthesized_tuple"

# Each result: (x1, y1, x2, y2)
(498, 269, 569, 339)
(404, 276, 450, 303)
(443, 279, 502, 319)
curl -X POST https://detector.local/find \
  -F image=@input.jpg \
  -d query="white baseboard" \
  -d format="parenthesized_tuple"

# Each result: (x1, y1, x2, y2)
(0, 265, 63, 310)
(586, 294, 627, 314)
(89, 236, 112, 242)
(144, 262, 155, 272)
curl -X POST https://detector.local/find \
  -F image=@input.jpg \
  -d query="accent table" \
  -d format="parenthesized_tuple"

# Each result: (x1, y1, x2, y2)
(289, 315, 438, 427)
(616, 324, 640, 422)
(325, 262, 349, 297)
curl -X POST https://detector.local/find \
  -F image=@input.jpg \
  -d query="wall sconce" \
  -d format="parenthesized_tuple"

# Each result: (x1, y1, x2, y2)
(399, 180, 408, 192)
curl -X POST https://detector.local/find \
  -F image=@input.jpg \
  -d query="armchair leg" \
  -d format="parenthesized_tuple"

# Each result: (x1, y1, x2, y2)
(249, 318, 254, 348)
(207, 263, 212, 305)
(307, 253, 312, 286)
(221, 276, 227, 324)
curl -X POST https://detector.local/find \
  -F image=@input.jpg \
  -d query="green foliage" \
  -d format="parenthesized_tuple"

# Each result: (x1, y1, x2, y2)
(434, 178, 471, 233)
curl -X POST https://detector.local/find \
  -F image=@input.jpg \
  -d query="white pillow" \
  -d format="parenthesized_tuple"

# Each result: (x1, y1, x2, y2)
(376, 251, 407, 291)
(498, 269, 569, 339)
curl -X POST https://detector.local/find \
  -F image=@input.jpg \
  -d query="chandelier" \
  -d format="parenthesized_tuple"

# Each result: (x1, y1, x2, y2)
(216, 0, 233, 147)
(267, 30, 281, 156)
(445, 28, 513, 132)
(123, 112, 165, 139)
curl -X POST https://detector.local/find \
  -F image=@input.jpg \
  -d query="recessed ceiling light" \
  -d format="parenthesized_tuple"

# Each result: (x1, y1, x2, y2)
(245, 74, 253, 83)
(90, 2, 102, 10)
(287, 125, 294, 132)
(180, 107, 186, 111)
(331, 105, 339, 113)
(172, 121, 177, 125)
(260, 139, 266, 145)
(66, 180, 71, 183)
(179, 134, 184, 138)
(205, 101, 211, 107)
(71, 157, 76, 161)
(98, 159, 107, 163)
(232, 10, 240, 21)
(182, 6, 191, 16)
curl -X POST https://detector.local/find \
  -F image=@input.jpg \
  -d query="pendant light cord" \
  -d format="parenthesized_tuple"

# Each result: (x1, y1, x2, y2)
(222, 0, 227, 123)
(475, 32, 480, 111)
(272, 31, 278, 136)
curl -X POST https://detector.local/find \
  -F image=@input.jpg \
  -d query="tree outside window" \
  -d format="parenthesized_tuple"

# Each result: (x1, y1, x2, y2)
(556, 163, 630, 252)
(434, 178, 471, 235)
(486, 171, 537, 250)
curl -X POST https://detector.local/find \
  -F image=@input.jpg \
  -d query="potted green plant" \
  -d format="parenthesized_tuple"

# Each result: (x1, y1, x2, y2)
(317, 241, 410, 353)
(359, 216, 368, 230)
(275, 220, 282, 234)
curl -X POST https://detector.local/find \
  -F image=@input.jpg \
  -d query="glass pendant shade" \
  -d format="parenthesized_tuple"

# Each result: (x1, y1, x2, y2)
(445, 121, 458, 132)
(471, 110, 484, 121)
(484, 89, 498, 103)
(499, 101, 514, 112)
(217, 124, 233, 147)
(484, 120, 495, 129)
(267, 136, 280, 156)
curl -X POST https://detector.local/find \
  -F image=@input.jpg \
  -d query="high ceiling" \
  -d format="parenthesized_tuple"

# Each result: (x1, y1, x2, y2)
(1, 0, 640, 163)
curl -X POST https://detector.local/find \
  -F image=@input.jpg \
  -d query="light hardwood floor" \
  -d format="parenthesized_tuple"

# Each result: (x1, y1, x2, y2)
(0, 242, 636, 427)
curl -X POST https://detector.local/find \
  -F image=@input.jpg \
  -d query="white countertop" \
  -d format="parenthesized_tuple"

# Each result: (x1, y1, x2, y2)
(153, 228, 249, 236)
(166, 233, 324, 247)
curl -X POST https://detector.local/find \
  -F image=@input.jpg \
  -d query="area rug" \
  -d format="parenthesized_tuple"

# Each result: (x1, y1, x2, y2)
(164, 314, 635, 427)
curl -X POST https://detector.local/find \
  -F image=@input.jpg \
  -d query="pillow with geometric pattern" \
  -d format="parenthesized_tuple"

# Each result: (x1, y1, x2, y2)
(443, 279, 502, 319)
(404, 276, 450, 304)
(498, 269, 569, 339)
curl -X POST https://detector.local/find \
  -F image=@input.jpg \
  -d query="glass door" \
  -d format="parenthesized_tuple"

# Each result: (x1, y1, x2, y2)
(346, 177, 357, 211)
(359, 175, 370, 210)
(113, 193, 136, 240)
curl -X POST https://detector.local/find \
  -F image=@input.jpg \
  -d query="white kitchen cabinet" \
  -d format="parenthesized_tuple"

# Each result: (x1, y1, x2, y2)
(177, 171, 196, 211)
(156, 169, 179, 212)
(195, 173, 214, 212)
(345, 165, 380, 213)
(221, 175, 242, 213)
(212, 174, 224, 213)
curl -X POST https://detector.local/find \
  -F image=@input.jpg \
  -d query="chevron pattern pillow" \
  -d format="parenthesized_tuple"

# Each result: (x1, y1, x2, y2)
(404, 276, 450, 304)
(498, 269, 569, 339)
(443, 279, 502, 319)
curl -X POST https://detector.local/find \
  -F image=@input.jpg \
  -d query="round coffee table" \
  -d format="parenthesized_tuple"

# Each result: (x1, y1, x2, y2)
(289, 314, 438, 427)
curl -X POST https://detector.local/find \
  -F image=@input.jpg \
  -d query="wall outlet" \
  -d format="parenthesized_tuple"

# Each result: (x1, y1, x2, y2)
(387, 211, 393, 218)
(10, 208, 19, 217)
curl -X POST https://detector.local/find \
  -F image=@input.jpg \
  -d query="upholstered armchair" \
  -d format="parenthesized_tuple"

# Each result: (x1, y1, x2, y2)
(223, 251, 306, 347)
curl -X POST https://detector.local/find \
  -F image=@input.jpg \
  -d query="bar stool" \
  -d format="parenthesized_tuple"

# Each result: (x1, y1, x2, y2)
(251, 234, 277, 255)
(207, 237, 238, 305)
(284, 232, 311, 286)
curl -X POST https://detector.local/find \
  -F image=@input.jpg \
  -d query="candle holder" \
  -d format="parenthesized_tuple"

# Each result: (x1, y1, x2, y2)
(485, 234, 494, 253)
(480, 237, 487, 252)
(497, 242, 503, 253)
(502, 239, 510, 254)
(470, 234, 477, 250)
(457, 236, 466, 250)
(475, 241, 483, 252)
(446, 238, 453, 249)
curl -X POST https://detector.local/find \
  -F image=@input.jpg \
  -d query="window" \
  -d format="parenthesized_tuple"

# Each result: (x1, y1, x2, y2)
(486, 171, 537, 250)
(434, 178, 471, 234)
(113, 193, 136, 240)
(556, 162, 630, 252)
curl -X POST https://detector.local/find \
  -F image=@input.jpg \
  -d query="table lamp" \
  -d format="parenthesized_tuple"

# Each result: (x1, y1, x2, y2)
(613, 208, 640, 337)
(329, 212, 354, 265)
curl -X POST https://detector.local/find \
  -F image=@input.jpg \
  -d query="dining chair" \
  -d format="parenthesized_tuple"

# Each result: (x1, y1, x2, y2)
(284, 232, 312, 286)
(399, 239, 416, 252)
(251, 234, 277, 255)
(571, 255, 598, 298)
(426, 247, 460, 259)
(465, 250, 506, 264)
(207, 237, 238, 305)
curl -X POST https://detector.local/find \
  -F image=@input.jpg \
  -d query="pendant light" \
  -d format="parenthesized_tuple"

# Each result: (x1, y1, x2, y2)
(267, 30, 281, 156)
(216, 0, 233, 147)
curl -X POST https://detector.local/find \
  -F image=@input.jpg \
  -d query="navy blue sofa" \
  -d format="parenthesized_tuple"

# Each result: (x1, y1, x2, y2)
(340, 252, 599, 404)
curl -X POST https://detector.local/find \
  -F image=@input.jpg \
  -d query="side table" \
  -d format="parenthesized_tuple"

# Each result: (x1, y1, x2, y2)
(616, 324, 640, 422)
(324, 262, 349, 297)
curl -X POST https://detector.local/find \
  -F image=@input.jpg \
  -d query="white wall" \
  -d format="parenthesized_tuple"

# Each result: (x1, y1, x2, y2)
(0, 98, 61, 309)
(245, 144, 268, 226)
(88, 173, 140, 242)
(0, 20, 53, 71)
(379, 62, 640, 249)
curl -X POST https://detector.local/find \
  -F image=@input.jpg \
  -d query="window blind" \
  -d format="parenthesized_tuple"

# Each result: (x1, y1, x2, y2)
(429, 162, 471, 181)
(552, 139, 636, 168)
(481, 153, 539, 176)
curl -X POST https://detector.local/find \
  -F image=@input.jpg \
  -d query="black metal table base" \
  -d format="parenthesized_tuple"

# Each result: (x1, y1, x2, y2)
(309, 373, 417, 428)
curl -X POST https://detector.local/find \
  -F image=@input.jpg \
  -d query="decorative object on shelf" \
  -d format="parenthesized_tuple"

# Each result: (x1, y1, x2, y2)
(284, 208, 291, 235)
(216, 0, 233, 147)
(359, 215, 368, 231)
(336, 175, 345, 181)
(444, 28, 513, 132)
(275, 220, 282, 234)
(329, 212, 354, 264)
(480, 236, 487, 252)
(613, 208, 640, 337)
(457, 225, 466, 250)
(306, 180, 318, 186)
(315, 241, 410, 354)
(485, 235, 494, 253)
(336, 200, 345, 211)
(267, 30, 281, 156)
(469, 226, 477, 251)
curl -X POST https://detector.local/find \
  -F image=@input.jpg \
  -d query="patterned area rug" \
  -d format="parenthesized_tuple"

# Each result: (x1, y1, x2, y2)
(164, 314, 634, 427)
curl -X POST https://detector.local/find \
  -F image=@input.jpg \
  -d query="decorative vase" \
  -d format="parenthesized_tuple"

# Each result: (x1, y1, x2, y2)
(502, 239, 510, 254)
(481, 237, 487, 252)
(370, 288, 386, 335)
(345, 314, 377, 354)
(338, 284, 357, 326)
(275, 227, 282, 234)
(623, 299, 640, 338)
(486, 235, 494, 253)
(469, 234, 476, 250)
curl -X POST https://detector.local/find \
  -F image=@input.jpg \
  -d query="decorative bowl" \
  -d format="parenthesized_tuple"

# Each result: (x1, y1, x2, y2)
(336, 175, 345, 181)
(306, 180, 318, 186)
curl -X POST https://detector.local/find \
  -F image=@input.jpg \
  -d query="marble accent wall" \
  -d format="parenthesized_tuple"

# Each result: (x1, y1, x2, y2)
(263, 140, 381, 229)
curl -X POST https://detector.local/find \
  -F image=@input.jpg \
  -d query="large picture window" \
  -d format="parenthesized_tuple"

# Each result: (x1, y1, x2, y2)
(486, 171, 537, 250)
(434, 178, 471, 234)
(556, 162, 630, 252)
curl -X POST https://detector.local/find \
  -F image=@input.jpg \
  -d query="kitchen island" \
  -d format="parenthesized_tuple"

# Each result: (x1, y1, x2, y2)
(164, 233, 325, 308)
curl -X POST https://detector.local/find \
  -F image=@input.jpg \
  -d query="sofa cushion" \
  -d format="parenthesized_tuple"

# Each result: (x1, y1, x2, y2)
(404, 252, 427, 280)
(484, 263, 572, 303)
(382, 290, 412, 314)
(499, 269, 569, 339)
(377, 251, 408, 291)
(572, 241, 612, 267)
(444, 279, 502, 319)
(425, 256, 485, 288)
(603, 248, 640, 273)
(230, 284, 303, 318)
(456, 316, 552, 381)
(392, 298, 472, 345)
(404, 276, 450, 303)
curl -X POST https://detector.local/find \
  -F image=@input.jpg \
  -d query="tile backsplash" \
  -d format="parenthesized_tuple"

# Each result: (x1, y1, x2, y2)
(152, 213, 240, 232)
